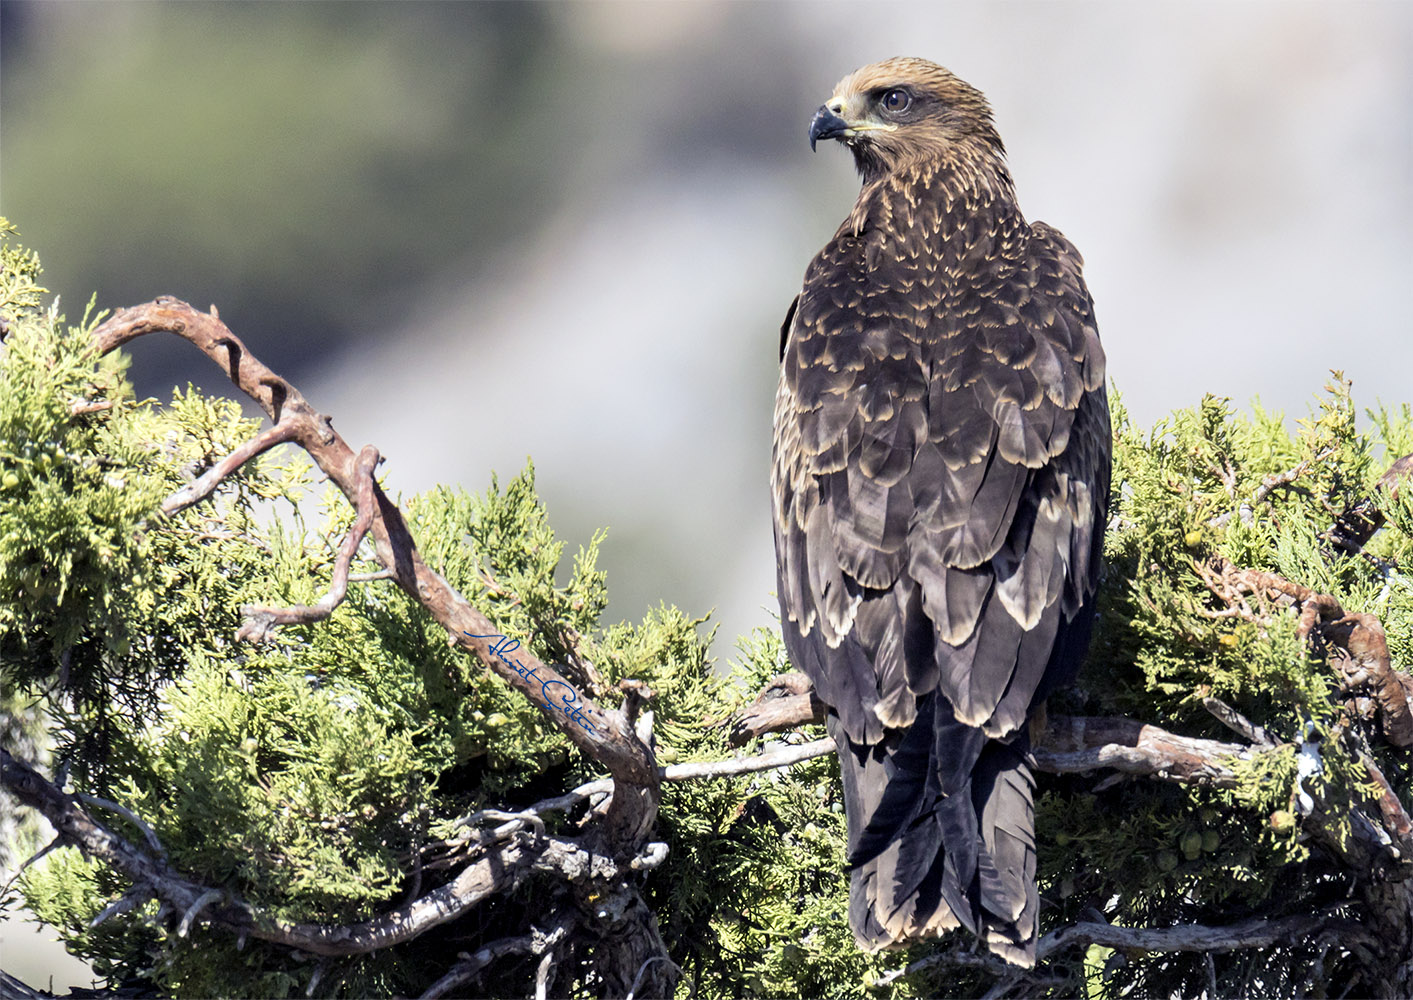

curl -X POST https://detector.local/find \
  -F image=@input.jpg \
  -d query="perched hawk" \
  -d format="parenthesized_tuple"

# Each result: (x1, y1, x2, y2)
(771, 57, 1110, 965)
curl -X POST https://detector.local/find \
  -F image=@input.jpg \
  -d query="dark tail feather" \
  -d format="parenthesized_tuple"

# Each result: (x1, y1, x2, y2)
(970, 740, 1038, 964)
(832, 709, 1039, 966)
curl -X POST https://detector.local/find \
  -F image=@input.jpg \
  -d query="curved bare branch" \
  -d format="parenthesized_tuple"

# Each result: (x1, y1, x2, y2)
(91, 299, 660, 848)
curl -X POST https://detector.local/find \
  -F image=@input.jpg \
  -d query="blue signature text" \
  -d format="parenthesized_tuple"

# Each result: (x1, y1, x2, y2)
(465, 632, 599, 735)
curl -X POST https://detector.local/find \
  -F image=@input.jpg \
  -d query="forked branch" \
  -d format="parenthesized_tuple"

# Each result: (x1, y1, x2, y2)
(91, 298, 660, 844)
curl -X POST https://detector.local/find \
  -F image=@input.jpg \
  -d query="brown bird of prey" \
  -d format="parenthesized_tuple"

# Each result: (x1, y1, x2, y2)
(771, 57, 1110, 965)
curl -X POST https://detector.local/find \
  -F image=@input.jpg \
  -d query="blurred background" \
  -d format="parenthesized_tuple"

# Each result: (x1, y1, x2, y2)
(2, 0, 1411, 988)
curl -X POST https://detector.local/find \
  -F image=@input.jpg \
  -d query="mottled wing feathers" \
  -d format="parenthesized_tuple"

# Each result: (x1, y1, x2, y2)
(773, 203, 1107, 742)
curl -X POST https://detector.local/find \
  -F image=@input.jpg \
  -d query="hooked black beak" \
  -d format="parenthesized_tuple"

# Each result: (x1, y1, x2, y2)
(809, 105, 849, 151)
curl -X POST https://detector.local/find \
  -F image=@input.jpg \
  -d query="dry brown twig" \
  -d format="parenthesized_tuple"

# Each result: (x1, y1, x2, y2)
(90, 298, 659, 840)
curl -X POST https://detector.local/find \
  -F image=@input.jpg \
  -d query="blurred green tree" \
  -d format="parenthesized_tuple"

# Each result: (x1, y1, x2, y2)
(1, 2, 571, 391)
(2, 223, 1410, 998)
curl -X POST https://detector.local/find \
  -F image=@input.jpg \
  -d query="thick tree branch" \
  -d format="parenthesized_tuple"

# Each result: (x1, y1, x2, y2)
(1035, 911, 1377, 961)
(662, 738, 835, 781)
(882, 912, 1375, 992)
(0, 971, 48, 1000)
(91, 299, 659, 852)
(997, 913, 1380, 998)
(730, 673, 1252, 787)
(1, 742, 619, 958)
(1035, 715, 1247, 787)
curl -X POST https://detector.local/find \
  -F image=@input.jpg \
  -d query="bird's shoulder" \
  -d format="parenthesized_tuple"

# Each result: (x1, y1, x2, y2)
(780, 212, 1104, 481)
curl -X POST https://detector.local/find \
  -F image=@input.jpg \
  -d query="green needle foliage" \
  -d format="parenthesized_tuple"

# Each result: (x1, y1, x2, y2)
(1027, 386, 1413, 999)
(2, 223, 1409, 998)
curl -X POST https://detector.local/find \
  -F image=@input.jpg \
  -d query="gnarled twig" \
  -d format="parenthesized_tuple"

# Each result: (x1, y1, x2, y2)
(1207, 559, 1413, 748)
(237, 444, 380, 641)
(91, 298, 660, 851)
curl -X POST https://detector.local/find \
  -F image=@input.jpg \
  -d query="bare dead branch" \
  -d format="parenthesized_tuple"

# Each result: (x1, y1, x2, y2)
(553, 621, 608, 701)
(731, 673, 1255, 789)
(1208, 448, 1335, 529)
(163, 419, 299, 515)
(178, 888, 222, 938)
(0, 746, 610, 958)
(630, 842, 669, 872)
(1253, 449, 1336, 506)
(68, 398, 113, 416)
(90, 885, 155, 930)
(1208, 559, 1413, 747)
(626, 955, 683, 1000)
(1036, 715, 1248, 787)
(347, 569, 396, 583)
(940, 912, 1382, 1000)
(728, 671, 825, 744)
(526, 780, 613, 819)
(237, 445, 380, 641)
(1202, 695, 1277, 748)
(1036, 912, 1377, 961)
(0, 971, 49, 1000)
(429, 736, 843, 872)
(663, 738, 835, 781)
(76, 792, 166, 858)
(1359, 752, 1413, 850)
(420, 925, 568, 1000)
(534, 947, 555, 1000)
(1223, 564, 1345, 641)
(90, 299, 660, 852)
(1324, 613, 1413, 748)
(0, 835, 62, 898)
(457, 808, 547, 844)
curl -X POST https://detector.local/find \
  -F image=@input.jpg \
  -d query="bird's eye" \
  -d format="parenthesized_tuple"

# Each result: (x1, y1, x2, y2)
(880, 88, 911, 114)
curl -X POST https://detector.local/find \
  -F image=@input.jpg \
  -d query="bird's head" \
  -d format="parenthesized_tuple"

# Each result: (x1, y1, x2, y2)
(809, 57, 1004, 179)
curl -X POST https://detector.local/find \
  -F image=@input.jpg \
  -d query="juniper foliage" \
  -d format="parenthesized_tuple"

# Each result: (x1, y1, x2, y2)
(2, 223, 1409, 998)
